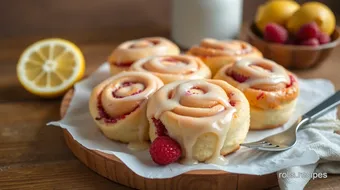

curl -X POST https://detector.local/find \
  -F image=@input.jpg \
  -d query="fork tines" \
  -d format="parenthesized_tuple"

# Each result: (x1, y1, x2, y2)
(241, 141, 280, 148)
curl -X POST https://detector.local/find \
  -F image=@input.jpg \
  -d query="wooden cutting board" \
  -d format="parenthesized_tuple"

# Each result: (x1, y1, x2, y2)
(60, 89, 278, 190)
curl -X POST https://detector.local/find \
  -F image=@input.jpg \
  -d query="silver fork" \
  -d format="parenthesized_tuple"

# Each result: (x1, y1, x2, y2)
(240, 91, 340, 151)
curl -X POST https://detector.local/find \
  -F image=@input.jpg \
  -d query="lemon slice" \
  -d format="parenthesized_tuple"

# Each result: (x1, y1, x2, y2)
(17, 38, 85, 98)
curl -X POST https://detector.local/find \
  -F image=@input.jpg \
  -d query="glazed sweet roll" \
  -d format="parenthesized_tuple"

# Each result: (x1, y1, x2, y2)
(147, 79, 250, 165)
(108, 37, 180, 75)
(187, 38, 262, 76)
(89, 71, 164, 150)
(214, 58, 299, 130)
(130, 55, 211, 84)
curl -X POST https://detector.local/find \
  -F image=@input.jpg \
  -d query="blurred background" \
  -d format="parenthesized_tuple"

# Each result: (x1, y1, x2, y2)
(1, 0, 339, 44)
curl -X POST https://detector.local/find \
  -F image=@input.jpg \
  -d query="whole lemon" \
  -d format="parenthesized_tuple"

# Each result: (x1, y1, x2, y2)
(255, 0, 300, 33)
(286, 2, 336, 35)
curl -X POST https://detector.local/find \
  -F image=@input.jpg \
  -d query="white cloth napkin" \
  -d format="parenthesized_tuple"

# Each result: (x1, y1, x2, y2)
(278, 119, 340, 190)
(48, 63, 340, 186)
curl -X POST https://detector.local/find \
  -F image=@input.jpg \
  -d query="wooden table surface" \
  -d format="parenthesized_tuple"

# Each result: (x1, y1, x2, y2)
(1, 33, 340, 190)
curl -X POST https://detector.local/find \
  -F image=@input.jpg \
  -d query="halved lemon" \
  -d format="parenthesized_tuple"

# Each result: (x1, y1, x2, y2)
(17, 38, 85, 98)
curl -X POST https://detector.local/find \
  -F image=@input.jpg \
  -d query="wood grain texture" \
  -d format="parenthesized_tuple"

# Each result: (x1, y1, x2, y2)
(0, 37, 339, 189)
(0, 0, 171, 41)
(60, 89, 278, 190)
(0, 160, 130, 190)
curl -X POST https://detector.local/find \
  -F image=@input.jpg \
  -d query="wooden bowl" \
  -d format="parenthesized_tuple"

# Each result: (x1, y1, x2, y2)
(246, 23, 340, 69)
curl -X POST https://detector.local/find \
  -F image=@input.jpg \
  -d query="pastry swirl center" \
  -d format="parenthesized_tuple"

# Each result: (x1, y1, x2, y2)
(129, 39, 159, 49)
(147, 79, 238, 165)
(113, 82, 145, 98)
(229, 58, 290, 91)
(142, 56, 198, 75)
(189, 38, 254, 57)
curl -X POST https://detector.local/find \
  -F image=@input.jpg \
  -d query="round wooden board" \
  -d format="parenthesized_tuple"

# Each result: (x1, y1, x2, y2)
(60, 89, 279, 190)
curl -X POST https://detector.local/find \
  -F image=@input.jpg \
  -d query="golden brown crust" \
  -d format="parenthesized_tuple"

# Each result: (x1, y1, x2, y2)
(89, 71, 164, 143)
(187, 38, 262, 75)
(108, 37, 180, 75)
(130, 55, 211, 84)
(214, 60, 299, 110)
(214, 58, 299, 130)
(221, 145, 240, 156)
(147, 79, 250, 164)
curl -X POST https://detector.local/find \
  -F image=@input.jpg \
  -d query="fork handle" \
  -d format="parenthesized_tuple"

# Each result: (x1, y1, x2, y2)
(302, 91, 340, 124)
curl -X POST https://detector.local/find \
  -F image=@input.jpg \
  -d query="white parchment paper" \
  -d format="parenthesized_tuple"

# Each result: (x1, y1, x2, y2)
(48, 63, 337, 178)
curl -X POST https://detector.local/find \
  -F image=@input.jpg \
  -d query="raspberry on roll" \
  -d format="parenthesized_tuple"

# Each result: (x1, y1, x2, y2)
(147, 79, 250, 165)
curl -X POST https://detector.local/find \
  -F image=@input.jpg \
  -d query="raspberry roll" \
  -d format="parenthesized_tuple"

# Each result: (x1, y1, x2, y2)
(214, 58, 299, 130)
(108, 37, 180, 75)
(187, 38, 262, 76)
(147, 79, 250, 165)
(89, 71, 164, 150)
(130, 55, 211, 84)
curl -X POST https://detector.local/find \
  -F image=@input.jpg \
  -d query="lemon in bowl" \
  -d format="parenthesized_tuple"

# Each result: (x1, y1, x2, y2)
(255, 0, 300, 33)
(286, 1, 336, 36)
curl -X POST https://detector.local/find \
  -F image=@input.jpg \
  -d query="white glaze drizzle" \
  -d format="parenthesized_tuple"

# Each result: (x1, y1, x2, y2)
(148, 80, 236, 165)
(133, 55, 198, 75)
(233, 58, 290, 90)
(201, 38, 253, 55)
(97, 72, 163, 151)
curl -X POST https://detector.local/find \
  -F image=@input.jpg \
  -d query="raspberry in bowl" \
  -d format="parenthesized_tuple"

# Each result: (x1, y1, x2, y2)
(247, 23, 340, 69)
(247, 1, 340, 69)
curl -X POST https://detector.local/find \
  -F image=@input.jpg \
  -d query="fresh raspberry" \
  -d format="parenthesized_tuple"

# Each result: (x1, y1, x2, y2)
(230, 71, 249, 83)
(318, 33, 331, 44)
(149, 136, 182, 165)
(296, 22, 320, 41)
(300, 38, 319, 46)
(264, 23, 288, 43)
(152, 118, 168, 136)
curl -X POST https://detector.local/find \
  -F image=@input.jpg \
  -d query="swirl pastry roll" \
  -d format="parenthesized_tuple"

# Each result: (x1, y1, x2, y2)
(89, 71, 164, 150)
(108, 37, 180, 75)
(130, 55, 211, 84)
(147, 79, 250, 165)
(214, 58, 299, 130)
(187, 38, 262, 76)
